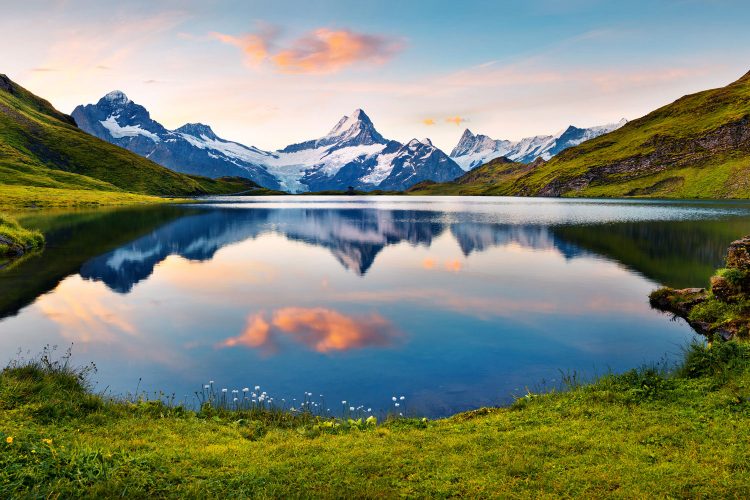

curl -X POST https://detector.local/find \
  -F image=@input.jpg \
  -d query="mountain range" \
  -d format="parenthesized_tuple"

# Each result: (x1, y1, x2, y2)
(450, 119, 628, 170)
(73, 96, 465, 192)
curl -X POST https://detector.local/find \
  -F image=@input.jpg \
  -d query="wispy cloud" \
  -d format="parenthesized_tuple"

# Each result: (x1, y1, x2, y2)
(421, 118, 436, 126)
(212, 25, 404, 74)
(210, 22, 279, 67)
(446, 116, 468, 126)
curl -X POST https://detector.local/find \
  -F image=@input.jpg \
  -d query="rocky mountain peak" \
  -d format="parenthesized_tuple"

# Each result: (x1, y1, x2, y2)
(175, 123, 218, 140)
(451, 128, 481, 156)
(317, 108, 385, 148)
(101, 90, 131, 106)
(327, 108, 375, 136)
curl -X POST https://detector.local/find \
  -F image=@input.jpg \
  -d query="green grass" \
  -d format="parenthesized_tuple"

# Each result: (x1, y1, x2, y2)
(0, 213, 44, 259)
(0, 184, 166, 210)
(1, 341, 749, 497)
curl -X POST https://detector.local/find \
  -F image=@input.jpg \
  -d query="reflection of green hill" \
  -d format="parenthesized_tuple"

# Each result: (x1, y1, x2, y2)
(0, 206, 191, 319)
(554, 218, 750, 288)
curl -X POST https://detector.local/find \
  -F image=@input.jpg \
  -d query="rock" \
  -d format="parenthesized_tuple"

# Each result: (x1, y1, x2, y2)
(725, 236, 750, 270)
(710, 275, 738, 301)
(0, 74, 15, 94)
(649, 236, 750, 341)
(649, 287, 707, 317)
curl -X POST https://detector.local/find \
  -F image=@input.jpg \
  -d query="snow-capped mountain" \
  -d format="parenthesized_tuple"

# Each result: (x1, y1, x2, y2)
(71, 91, 281, 188)
(73, 93, 463, 192)
(450, 119, 628, 170)
(261, 109, 463, 192)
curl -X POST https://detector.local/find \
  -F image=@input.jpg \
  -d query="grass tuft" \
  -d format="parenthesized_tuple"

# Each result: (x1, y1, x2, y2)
(0, 213, 44, 258)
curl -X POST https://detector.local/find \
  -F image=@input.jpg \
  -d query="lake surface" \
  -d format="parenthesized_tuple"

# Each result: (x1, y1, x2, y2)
(4, 196, 750, 417)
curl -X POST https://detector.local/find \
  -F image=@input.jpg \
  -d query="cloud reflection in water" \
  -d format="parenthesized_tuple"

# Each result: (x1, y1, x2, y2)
(220, 307, 401, 355)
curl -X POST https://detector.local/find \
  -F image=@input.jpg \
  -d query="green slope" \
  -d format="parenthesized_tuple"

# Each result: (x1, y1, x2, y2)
(407, 156, 538, 195)
(0, 74, 257, 198)
(413, 69, 750, 198)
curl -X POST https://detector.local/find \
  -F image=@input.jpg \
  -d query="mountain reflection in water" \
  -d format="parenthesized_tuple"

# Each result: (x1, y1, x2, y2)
(77, 207, 593, 292)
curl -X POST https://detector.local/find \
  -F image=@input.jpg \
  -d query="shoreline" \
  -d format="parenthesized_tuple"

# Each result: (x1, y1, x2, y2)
(1, 339, 748, 496)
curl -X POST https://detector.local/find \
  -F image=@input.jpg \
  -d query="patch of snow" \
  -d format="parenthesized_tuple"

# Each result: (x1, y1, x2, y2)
(265, 143, 386, 192)
(361, 151, 398, 185)
(100, 115, 160, 142)
(177, 133, 272, 164)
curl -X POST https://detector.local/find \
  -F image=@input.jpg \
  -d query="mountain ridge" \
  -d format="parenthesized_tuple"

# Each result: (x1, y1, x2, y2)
(449, 119, 628, 170)
(74, 96, 465, 193)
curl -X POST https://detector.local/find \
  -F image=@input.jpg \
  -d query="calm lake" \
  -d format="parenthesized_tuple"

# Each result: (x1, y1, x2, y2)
(3, 196, 750, 417)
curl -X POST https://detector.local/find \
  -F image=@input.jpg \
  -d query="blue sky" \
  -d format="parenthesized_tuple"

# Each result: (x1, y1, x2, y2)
(3, 0, 750, 150)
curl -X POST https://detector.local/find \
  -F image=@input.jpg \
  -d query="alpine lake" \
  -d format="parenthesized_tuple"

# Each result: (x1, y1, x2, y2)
(3, 196, 750, 418)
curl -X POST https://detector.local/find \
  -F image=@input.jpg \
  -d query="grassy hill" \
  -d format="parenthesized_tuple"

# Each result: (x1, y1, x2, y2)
(412, 70, 750, 198)
(0, 74, 261, 201)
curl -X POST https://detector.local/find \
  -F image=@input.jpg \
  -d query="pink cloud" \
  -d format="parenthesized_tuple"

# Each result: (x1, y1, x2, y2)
(219, 307, 401, 354)
(212, 26, 404, 74)
(210, 23, 280, 67)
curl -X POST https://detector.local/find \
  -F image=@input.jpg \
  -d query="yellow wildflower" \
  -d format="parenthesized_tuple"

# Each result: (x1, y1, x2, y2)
(5, 436, 12, 444)
(42, 438, 53, 445)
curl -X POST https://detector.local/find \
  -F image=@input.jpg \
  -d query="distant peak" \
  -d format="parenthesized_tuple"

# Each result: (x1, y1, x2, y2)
(407, 138, 422, 147)
(460, 128, 474, 139)
(102, 90, 131, 104)
(350, 108, 370, 121)
(324, 108, 382, 143)
(176, 122, 217, 139)
(421, 138, 434, 147)
(555, 125, 582, 138)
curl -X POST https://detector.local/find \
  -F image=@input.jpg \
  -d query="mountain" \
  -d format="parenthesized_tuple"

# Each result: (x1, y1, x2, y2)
(72, 92, 281, 189)
(74, 95, 465, 192)
(0, 75, 253, 199)
(450, 119, 628, 170)
(413, 69, 750, 199)
(265, 109, 463, 192)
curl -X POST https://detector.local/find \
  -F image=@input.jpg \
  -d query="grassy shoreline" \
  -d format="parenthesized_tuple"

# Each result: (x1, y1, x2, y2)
(0, 213, 44, 261)
(1, 340, 749, 497)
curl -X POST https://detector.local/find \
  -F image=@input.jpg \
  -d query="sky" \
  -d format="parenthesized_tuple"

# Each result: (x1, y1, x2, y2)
(2, 0, 750, 152)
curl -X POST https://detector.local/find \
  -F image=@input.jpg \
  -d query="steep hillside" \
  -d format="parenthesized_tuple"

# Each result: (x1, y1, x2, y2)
(0, 74, 254, 198)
